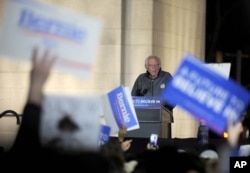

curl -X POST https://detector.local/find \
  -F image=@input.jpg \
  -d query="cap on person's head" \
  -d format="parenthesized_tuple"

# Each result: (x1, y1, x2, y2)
(199, 149, 219, 160)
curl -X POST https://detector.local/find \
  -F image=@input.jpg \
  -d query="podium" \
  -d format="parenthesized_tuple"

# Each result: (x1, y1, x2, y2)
(126, 96, 173, 138)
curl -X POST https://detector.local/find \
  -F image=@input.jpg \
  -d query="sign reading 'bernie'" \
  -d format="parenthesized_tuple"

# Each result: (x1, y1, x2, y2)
(0, 0, 103, 79)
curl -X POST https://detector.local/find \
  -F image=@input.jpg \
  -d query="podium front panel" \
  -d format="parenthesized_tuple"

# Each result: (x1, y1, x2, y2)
(135, 109, 161, 122)
(126, 122, 161, 138)
(126, 122, 172, 138)
(130, 96, 172, 138)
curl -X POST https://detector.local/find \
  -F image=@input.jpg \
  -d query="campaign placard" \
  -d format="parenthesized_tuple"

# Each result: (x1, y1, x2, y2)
(102, 85, 140, 135)
(99, 124, 111, 145)
(205, 63, 231, 79)
(162, 54, 250, 135)
(0, 0, 103, 79)
(40, 94, 102, 152)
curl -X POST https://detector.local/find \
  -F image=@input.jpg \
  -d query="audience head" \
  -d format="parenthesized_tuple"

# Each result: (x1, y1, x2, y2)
(134, 144, 206, 173)
(100, 141, 126, 173)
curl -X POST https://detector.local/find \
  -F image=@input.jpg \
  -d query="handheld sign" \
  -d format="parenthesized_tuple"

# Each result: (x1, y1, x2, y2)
(0, 0, 103, 79)
(162, 54, 250, 135)
(40, 94, 102, 152)
(102, 85, 140, 135)
(99, 124, 111, 145)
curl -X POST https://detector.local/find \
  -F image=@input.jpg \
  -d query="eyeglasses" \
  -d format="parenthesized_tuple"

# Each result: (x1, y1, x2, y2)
(147, 64, 160, 68)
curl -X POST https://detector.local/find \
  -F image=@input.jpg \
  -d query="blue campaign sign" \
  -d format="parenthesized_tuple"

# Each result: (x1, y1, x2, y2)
(162, 54, 250, 135)
(99, 124, 111, 145)
(108, 85, 139, 129)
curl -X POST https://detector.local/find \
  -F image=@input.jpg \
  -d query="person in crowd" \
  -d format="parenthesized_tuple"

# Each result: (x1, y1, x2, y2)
(131, 55, 175, 111)
(133, 143, 207, 173)
(100, 136, 138, 173)
(241, 103, 250, 140)
(197, 120, 247, 173)
(100, 140, 127, 173)
(7, 46, 57, 155)
(146, 142, 159, 150)
(118, 124, 133, 152)
(217, 120, 245, 173)
(0, 47, 112, 172)
(131, 120, 246, 173)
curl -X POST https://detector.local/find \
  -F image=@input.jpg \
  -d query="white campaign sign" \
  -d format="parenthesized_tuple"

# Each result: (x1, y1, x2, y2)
(205, 63, 231, 79)
(0, 0, 103, 79)
(40, 94, 102, 152)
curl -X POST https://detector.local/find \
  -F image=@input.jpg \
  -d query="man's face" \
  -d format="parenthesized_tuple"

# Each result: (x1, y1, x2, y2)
(146, 57, 160, 78)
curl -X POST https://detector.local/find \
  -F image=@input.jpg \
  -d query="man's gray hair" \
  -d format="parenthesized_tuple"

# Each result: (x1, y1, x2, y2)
(145, 55, 161, 68)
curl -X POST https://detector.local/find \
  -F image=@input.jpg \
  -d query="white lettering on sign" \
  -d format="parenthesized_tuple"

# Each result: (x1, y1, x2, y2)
(117, 92, 130, 123)
(172, 65, 247, 121)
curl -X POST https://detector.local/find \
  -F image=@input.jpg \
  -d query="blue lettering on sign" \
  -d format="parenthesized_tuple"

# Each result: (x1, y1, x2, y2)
(18, 9, 87, 43)
(117, 92, 130, 123)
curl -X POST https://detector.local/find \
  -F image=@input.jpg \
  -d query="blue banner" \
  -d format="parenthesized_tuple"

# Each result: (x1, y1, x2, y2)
(132, 96, 162, 109)
(162, 54, 250, 135)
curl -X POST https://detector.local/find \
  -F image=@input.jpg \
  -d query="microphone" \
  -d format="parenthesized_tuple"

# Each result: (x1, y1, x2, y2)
(142, 89, 148, 95)
(135, 88, 148, 96)
(136, 89, 142, 96)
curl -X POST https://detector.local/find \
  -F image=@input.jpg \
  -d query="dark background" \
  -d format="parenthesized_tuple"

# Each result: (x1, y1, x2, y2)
(205, 0, 250, 88)
(206, 0, 250, 138)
